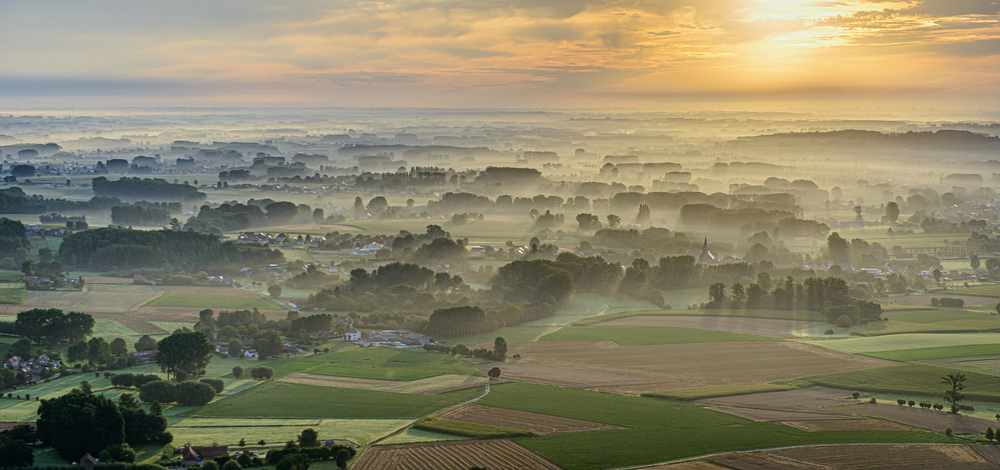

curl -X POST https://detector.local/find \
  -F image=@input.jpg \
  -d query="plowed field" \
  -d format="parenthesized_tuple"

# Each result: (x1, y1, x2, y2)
(779, 418, 913, 431)
(710, 444, 997, 469)
(436, 403, 625, 435)
(116, 318, 168, 335)
(354, 439, 562, 470)
(279, 373, 487, 394)
(481, 342, 896, 394)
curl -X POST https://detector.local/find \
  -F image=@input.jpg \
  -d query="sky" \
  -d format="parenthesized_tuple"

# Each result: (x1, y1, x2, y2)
(1, 0, 998, 109)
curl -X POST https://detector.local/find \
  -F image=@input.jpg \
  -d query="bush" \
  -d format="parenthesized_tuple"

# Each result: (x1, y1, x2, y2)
(852, 392, 860, 399)
(200, 378, 225, 394)
(824, 329, 834, 335)
(835, 314, 853, 328)
(939, 298, 965, 308)
(174, 381, 217, 406)
(897, 399, 906, 405)
(946, 428, 953, 436)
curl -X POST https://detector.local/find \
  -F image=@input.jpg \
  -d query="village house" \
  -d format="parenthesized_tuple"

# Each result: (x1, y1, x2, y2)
(179, 445, 230, 467)
(244, 349, 259, 359)
(127, 350, 157, 364)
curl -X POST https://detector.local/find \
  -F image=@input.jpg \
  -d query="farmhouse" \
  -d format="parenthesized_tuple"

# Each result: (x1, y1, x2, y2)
(345, 327, 361, 341)
(245, 349, 259, 358)
(127, 350, 157, 364)
(179, 445, 230, 467)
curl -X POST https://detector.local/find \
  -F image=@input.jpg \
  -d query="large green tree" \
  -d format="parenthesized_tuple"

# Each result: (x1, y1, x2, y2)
(157, 331, 213, 379)
(942, 371, 967, 414)
(36, 392, 126, 461)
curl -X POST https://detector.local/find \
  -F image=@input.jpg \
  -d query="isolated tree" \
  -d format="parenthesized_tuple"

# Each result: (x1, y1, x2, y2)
(854, 205, 863, 222)
(932, 269, 942, 285)
(708, 282, 726, 305)
(941, 371, 967, 414)
(827, 232, 850, 265)
(229, 339, 243, 358)
(884, 201, 899, 223)
(222, 459, 243, 470)
(493, 337, 508, 359)
(987, 427, 995, 442)
(233, 366, 244, 378)
(908, 400, 915, 407)
(606, 214, 621, 228)
(134, 335, 157, 352)
(488, 367, 501, 379)
(971, 255, 981, 271)
(298, 428, 319, 447)
(157, 331, 214, 380)
(268, 285, 282, 297)
(336, 448, 351, 468)
(110, 337, 128, 356)
(79, 380, 93, 395)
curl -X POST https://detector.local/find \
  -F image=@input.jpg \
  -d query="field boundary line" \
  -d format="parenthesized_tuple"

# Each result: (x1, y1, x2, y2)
(608, 442, 969, 470)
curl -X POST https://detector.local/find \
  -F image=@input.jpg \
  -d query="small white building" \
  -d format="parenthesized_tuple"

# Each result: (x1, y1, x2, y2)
(244, 349, 259, 359)
(345, 328, 361, 342)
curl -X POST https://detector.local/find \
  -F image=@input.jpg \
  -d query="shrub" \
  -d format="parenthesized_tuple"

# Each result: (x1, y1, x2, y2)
(824, 329, 834, 335)
(908, 400, 915, 407)
(200, 378, 225, 394)
(897, 399, 906, 405)
(851, 392, 860, 399)
(946, 428, 953, 436)
(869, 397, 877, 404)
(835, 315, 853, 328)
(939, 298, 965, 308)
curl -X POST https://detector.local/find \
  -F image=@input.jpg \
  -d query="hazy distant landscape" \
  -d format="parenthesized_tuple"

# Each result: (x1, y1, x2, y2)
(3, 0, 1000, 468)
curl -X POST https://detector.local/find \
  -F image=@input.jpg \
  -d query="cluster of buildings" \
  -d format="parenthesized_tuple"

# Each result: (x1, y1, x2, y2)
(24, 224, 63, 237)
(353, 329, 434, 348)
(235, 232, 329, 247)
(3, 354, 61, 378)
(214, 340, 302, 359)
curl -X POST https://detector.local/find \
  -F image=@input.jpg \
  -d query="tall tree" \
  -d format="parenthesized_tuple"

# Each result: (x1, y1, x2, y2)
(157, 331, 213, 379)
(971, 255, 981, 271)
(884, 201, 900, 223)
(110, 337, 128, 356)
(941, 371, 967, 414)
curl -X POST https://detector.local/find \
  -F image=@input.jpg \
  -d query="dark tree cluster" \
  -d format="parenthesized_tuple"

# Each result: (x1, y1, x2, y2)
(0, 308, 95, 345)
(58, 228, 284, 273)
(110, 205, 171, 226)
(138, 380, 217, 406)
(92, 177, 206, 202)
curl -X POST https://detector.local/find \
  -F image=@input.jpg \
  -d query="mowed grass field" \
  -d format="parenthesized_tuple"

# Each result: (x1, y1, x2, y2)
(801, 364, 1000, 402)
(539, 326, 779, 345)
(144, 294, 279, 310)
(22, 284, 162, 312)
(0, 287, 25, 304)
(865, 344, 1000, 361)
(194, 381, 483, 419)
(168, 417, 413, 447)
(307, 348, 483, 381)
(476, 382, 954, 470)
(858, 306, 1000, 336)
(946, 284, 1000, 299)
(802, 332, 1000, 354)
(574, 308, 827, 326)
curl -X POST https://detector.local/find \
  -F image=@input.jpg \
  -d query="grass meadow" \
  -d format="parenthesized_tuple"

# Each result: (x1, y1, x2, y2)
(642, 383, 800, 401)
(801, 364, 1000, 402)
(307, 347, 483, 381)
(193, 381, 483, 419)
(539, 326, 779, 345)
(0, 287, 25, 304)
(413, 417, 534, 439)
(801, 332, 1000, 354)
(168, 417, 413, 447)
(574, 308, 827, 326)
(145, 294, 280, 310)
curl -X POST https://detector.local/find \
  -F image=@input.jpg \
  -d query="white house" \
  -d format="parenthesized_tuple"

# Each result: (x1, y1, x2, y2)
(244, 349, 259, 359)
(345, 328, 361, 341)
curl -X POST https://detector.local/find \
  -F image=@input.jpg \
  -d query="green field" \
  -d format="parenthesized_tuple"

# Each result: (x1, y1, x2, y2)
(802, 364, 1000, 402)
(308, 347, 483, 381)
(801, 332, 1000, 354)
(642, 383, 800, 401)
(0, 270, 25, 282)
(477, 382, 954, 470)
(858, 307, 1000, 336)
(865, 344, 1000, 361)
(446, 292, 659, 346)
(947, 284, 1000, 298)
(194, 381, 483, 419)
(145, 294, 280, 310)
(573, 308, 827, 326)
(540, 326, 778, 345)
(413, 417, 534, 439)
(0, 287, 25, 304)
(168, 417, 412, 447)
